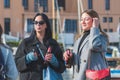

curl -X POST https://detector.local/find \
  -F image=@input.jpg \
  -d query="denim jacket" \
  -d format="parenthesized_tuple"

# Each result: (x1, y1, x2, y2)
(0, 44, 18, 80)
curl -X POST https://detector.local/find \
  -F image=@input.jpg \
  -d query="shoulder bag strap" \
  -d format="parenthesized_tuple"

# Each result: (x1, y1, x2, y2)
(36, 44, 44, 59)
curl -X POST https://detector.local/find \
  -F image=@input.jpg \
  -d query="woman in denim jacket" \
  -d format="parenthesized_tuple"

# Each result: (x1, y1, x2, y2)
(15, 13, 65, 80)
(0, 24, 18, 80)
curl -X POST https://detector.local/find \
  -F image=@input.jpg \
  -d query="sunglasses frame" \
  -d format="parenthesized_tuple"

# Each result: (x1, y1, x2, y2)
(33, 21, 45, 25)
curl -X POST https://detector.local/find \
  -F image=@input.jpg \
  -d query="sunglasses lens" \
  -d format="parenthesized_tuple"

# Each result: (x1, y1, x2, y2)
(39, 21, 45, 25)
(33, 21, 45, 25)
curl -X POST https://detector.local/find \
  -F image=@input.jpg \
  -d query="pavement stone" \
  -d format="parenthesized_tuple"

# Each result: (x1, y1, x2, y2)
(62, 67, 73, 80)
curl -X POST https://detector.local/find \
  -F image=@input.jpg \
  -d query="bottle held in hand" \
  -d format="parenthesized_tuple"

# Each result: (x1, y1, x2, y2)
(65, 49, 72, 68)
(47, 47, 52, 54)
(44, 46, 52, 64)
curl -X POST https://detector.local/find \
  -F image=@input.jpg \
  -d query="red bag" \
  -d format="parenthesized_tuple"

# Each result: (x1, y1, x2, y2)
(86, 68, 110, 80)
(86, 53, 110, 80)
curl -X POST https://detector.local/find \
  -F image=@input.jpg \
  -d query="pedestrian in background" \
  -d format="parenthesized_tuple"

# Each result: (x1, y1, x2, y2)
(63, 9, 110, 80)
(15, 13, 65, 80)
(0, 24, 18, 80)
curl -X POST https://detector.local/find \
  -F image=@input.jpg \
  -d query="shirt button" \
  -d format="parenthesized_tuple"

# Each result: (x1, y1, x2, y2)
(84, 60, 86, 62)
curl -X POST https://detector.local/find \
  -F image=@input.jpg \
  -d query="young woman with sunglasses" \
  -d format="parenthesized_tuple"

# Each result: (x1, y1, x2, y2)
(63, 9, 110, 80)
(15, 13, 66, 80)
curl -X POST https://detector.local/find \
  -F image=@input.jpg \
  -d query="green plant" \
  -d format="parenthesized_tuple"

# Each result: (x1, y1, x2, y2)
(6, 41, 20, 47)
(59, 42, 65, 52)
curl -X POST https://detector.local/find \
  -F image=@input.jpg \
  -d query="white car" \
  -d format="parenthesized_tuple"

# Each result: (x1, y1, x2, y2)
(106, 46, 120, 58)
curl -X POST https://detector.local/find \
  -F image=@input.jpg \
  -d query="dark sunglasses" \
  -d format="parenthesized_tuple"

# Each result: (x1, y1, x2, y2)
(33, 21, 45, 25)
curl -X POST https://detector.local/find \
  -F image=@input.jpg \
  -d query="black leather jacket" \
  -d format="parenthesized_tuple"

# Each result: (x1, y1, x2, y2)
(15, 35, 65, 80)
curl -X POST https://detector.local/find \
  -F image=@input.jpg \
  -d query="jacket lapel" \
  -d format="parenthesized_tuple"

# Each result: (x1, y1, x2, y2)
(78, 35, 89, 54)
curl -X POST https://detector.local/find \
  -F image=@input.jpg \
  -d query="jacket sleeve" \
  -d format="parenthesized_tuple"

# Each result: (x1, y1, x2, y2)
(49, 39, 66, 73)
(15, 40, 29, 72)
(6, 49, 18, 80)
(15, 39, 44, 72)
(89, 27, 108, 52)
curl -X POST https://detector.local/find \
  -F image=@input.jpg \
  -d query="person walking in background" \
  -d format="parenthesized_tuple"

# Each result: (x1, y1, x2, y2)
(0, 24, 18, 80)
(63, 9, 110, 80)
(15, 13, 66, 80)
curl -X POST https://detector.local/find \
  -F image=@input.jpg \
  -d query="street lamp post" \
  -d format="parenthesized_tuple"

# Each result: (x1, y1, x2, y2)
(77, 0, 84, 35)
(117, 23, 120, 50)
(52, 0, 55, 39)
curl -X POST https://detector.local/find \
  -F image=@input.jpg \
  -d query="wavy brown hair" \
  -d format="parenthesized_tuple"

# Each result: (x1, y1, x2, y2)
(75, 9, 109, 41)
(81, 9, 108, 37)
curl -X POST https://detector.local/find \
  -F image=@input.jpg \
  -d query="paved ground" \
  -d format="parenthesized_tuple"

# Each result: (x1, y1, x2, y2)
(16, 67, 120, 80)
(62, 68, 73, 80)
(17, 68, 73, 80)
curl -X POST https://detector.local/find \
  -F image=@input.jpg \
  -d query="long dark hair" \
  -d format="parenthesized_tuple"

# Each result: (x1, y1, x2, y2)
(31, 13, 52, 41)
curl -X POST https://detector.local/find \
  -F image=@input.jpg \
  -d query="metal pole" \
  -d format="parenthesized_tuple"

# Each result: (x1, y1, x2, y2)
(77, 0, 81, 34)
(118, 23, 120, 50)
(55, 0, 61, 36)
(80, 0, 84, 12)
(77, 0, 84, 35)
(119, 35, 120, 50)
(52, 0, 55, 39)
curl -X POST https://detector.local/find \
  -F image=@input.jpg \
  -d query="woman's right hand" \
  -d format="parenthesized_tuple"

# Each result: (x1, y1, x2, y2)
(63, 49, 73, 62)
(25, 52, 38, 64)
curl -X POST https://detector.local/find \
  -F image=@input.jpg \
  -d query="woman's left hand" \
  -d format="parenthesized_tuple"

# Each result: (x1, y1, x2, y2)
(92, 18, 99, 28)
(44, 53, 52, 62)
